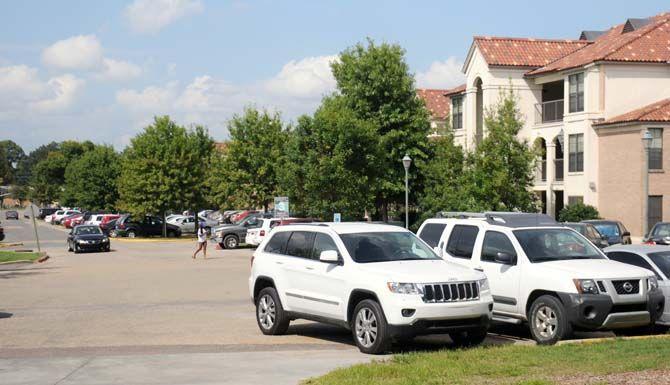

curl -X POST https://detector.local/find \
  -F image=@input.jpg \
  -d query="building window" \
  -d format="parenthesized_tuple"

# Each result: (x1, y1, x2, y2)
(649, 196, 663, 234)
(568, 134, 584, 172)
(568, 73, 584, 113)
(649, 128, 663, 170)
(452, 96, 463, 129)
(568, 196, 583, 205)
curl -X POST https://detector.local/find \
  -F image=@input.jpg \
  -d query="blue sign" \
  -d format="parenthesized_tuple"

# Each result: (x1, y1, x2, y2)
(333, 213, 341, 223)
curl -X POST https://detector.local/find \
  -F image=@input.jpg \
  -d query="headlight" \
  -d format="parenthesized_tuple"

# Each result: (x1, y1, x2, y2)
(479, 278, 490, 292)
(387, 282, 424, 295)
(102, 237, 109, 242)
(573, 279, 599, 294)
(648, 277, 659, 291)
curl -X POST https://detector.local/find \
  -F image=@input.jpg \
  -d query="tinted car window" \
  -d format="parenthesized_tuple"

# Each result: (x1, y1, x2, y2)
(652, 224, 670, 237)
(481, 231, 516, 263)
(340, 232, 440, 263)
(593, 223, 619, 238)
(648, 251, 670, 279)
(607, 251, 659, 278)
(264, 231, 291, 254)
(285, 231, 316, 259)
(446, 225, 479, 259)
(418, 223, 447, 248)
(515, 228, 604, 262)
(311, 233, 340, 260)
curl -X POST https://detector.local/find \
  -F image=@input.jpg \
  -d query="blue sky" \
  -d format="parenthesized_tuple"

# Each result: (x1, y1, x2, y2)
(1, 0, 666, 152)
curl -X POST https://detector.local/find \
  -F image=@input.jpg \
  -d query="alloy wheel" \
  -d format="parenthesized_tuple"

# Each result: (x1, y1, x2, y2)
(355, 307, 378, 348)
(258, 294, 276, 330)
(534, 305, 558, 339)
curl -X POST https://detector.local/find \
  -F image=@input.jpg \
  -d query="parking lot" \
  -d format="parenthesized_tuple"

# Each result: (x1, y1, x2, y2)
(1, 213, 623, 385)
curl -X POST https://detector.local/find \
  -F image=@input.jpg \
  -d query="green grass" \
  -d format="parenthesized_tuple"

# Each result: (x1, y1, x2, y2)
(304, 337, 670, 385)
(0, 251, 41, 263)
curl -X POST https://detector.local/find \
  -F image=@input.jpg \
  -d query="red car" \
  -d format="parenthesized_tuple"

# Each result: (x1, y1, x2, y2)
(231, 210, 259, 223)
(63, 213, 84, 229)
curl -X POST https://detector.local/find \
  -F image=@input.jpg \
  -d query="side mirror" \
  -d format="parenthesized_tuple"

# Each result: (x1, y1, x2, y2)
(495, 251, 516, 265)
(622, 231, 631, 237)
(319, 250, 340, 264)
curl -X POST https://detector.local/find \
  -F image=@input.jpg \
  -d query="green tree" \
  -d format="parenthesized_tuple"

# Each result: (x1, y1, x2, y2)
(464, 89, 539, 212)
(62, 146, 121, 210)
(278, 97, 378, 220)
(208, 108, 287, 211)
(117, 116, 213, 235)
(30, 151, 68, 205)
(558, 203, 600, 222)
(331, 39, 432, 220)
(418, 132, 467, 221)
(0, 140, 25, 184)
(15, 142, 60, 185)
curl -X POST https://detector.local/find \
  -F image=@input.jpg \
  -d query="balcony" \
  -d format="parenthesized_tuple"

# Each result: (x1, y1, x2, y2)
(535, 160, 547, 183)
(555, 159, 564, 182)
(535, 99, 564, 124)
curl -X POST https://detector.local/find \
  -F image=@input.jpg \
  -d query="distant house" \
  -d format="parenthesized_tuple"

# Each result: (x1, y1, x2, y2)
(445, 11, 670, 235)
(417, 84, 466, 136)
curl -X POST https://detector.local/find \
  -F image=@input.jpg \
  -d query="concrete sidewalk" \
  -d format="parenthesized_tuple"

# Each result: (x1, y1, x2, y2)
(1, 348, 371, 385)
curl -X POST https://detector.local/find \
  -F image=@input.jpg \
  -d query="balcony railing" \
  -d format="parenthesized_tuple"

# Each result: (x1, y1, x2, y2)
(535, 160, 547, 183)
(535, 99, 564, 124)
(555, 159, 564, 181)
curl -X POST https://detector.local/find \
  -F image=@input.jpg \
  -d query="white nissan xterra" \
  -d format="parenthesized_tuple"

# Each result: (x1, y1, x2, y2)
(417, 212, 665, 344)
(249, 223, 493, 354)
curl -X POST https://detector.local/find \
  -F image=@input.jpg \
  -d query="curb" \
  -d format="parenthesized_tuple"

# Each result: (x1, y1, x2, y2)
(557, 333, 670, 345)
(113, 237, 197, 243)
(0, 252, 49, 265)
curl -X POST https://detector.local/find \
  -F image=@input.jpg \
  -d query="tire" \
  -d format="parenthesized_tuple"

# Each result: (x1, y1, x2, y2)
(528, 295, 572, 345)
(73, 244, 80, 254)
(127, 230, 136, 239)
(167, 230, 176, 238)
(351, 299, 390, 354)
(223, 235, 239, 249)
(255, 287, 290, 335)
(109, 230, 117, 238)
(449, 327, 489, 348)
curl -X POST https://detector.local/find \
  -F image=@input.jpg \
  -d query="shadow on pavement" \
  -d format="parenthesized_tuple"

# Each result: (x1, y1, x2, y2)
(0, 312, 12, 319)
(0, 266, 59, 279)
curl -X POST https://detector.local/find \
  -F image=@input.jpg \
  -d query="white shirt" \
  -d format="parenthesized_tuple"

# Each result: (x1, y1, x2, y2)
(197, 228, 207, 243)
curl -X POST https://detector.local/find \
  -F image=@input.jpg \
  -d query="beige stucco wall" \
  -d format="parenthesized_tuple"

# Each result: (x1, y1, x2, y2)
(603, 64, 670, 119)
(598, 124, 670, 236)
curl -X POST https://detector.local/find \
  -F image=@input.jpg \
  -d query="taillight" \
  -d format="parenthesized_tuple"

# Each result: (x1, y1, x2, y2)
(260, 230, 265, 236)
(644, 240, 655, 245)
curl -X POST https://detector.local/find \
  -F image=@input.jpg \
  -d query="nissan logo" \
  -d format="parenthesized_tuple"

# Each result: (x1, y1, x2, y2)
(623, 282, 634, 293)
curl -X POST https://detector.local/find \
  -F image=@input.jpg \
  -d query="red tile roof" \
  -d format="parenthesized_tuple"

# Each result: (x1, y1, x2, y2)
(594, 98, 670, 126)
(473, 37, 589, 67)
(444, 84, 466, 97)
(417, 89, 451, 120)
(528, 13, 670, 75)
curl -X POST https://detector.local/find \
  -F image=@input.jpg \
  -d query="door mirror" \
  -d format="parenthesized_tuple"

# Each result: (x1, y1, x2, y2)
(622, 231, 631, 237)
(495, 251, 516, 265)
(319, 250, 340, 264)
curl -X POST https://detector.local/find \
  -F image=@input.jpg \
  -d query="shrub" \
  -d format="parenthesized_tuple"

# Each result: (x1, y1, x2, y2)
(558, 203, 600, 222)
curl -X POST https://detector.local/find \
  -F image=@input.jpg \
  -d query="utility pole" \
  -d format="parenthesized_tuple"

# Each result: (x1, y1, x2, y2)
(29, 204, 41, 252)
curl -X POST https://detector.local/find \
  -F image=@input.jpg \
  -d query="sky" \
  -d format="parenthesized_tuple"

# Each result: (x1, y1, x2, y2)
(0, 0, 667, 152)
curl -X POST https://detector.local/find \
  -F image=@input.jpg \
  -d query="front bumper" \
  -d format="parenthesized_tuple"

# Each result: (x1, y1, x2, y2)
(558, 290, 664, 330)
(76, 241, 109, 250)
(383, 293, 493, 337)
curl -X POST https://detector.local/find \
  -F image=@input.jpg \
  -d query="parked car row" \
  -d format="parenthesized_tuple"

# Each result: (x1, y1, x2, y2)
(249, 212, 668, 355)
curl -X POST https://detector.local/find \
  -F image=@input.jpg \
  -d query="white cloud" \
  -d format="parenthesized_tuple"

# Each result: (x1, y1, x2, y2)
(0, 65, 85, 117)
(124, 0, 204, 34)
(265, 55, 338, 98)
(96, 58, 142, 81)
(415, 57, 465, 89)
(116, 82, 178, 112)
(42, 35, 103, 70)
(30, 74, 85, 112)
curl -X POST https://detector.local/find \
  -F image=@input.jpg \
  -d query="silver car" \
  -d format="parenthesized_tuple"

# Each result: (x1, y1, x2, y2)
(604, 244, 670, 327)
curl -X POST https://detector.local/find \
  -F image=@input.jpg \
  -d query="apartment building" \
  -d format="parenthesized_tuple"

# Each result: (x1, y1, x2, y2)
(417, 12, 670, 236)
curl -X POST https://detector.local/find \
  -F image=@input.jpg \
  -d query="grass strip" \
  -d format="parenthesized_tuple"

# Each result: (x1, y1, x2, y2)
(305, 337, 670, 385)
(0, 250, 41, 263)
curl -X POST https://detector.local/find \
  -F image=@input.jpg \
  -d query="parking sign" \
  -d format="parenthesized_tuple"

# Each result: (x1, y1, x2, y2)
(333, 213, 341, 223)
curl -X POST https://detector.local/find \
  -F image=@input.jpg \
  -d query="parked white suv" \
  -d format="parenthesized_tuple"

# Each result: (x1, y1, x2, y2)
(417, 212, 665, 344)
(249, 223, 493, 354)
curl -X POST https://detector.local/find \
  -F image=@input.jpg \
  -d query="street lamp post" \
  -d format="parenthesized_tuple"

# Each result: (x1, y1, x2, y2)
(642, 130, 653, 236)
(402, 154, 412, 229)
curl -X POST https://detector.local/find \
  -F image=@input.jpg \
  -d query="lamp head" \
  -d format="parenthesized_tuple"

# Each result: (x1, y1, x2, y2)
(402, 154, 412, 171)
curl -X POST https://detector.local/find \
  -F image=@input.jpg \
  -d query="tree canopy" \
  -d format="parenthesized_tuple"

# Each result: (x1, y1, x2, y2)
(62, 145, 121, 210)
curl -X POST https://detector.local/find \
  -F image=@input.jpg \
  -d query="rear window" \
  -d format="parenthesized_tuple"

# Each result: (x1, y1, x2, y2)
(264, 231, 291, 254)
(446, 225, 479, 259)
(418, 223, 446, 248)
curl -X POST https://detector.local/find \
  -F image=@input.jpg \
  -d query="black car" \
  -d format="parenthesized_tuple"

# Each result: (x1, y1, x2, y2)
(38, 207, 60, 219)
(67, 225, 110, 253)
(5, 210, 19, 220)
(644, 222, 670, 245)
(113, 214, 181, 238)
(564, 222, 609, 249)
(582, 219, 631, 245)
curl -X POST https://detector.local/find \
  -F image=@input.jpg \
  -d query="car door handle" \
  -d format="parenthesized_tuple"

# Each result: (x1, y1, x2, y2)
(305, 266, 314, 270)
(474, 267, 484, 272)
(275, 261, 283, 265)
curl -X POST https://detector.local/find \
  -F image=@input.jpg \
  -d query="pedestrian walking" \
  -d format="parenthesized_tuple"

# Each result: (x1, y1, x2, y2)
(193, 223, 208, 259)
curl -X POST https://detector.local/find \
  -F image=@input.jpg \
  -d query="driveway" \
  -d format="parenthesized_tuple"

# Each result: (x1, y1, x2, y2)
(0, 212, 533, 384)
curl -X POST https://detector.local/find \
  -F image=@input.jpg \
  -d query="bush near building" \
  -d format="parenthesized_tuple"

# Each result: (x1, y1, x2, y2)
(558, 202, 600, 222)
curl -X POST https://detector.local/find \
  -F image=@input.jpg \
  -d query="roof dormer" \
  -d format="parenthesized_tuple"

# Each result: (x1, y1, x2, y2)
(579, 30, 604, 40)
(622, 18, 651, 33)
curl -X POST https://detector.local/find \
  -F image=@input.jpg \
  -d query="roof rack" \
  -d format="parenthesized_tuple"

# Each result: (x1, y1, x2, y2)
(436, 211, 559, 228)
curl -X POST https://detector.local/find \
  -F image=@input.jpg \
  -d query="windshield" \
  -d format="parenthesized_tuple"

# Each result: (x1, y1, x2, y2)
(514, 228, 604, 263)
(648, 251, 670, 278)
(651, 224, 670, 237)
(339, 232, 441, 263)
(592, 223, 619, 238)
(565, 224, 586, 236)
(75, 226, 102, 235)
